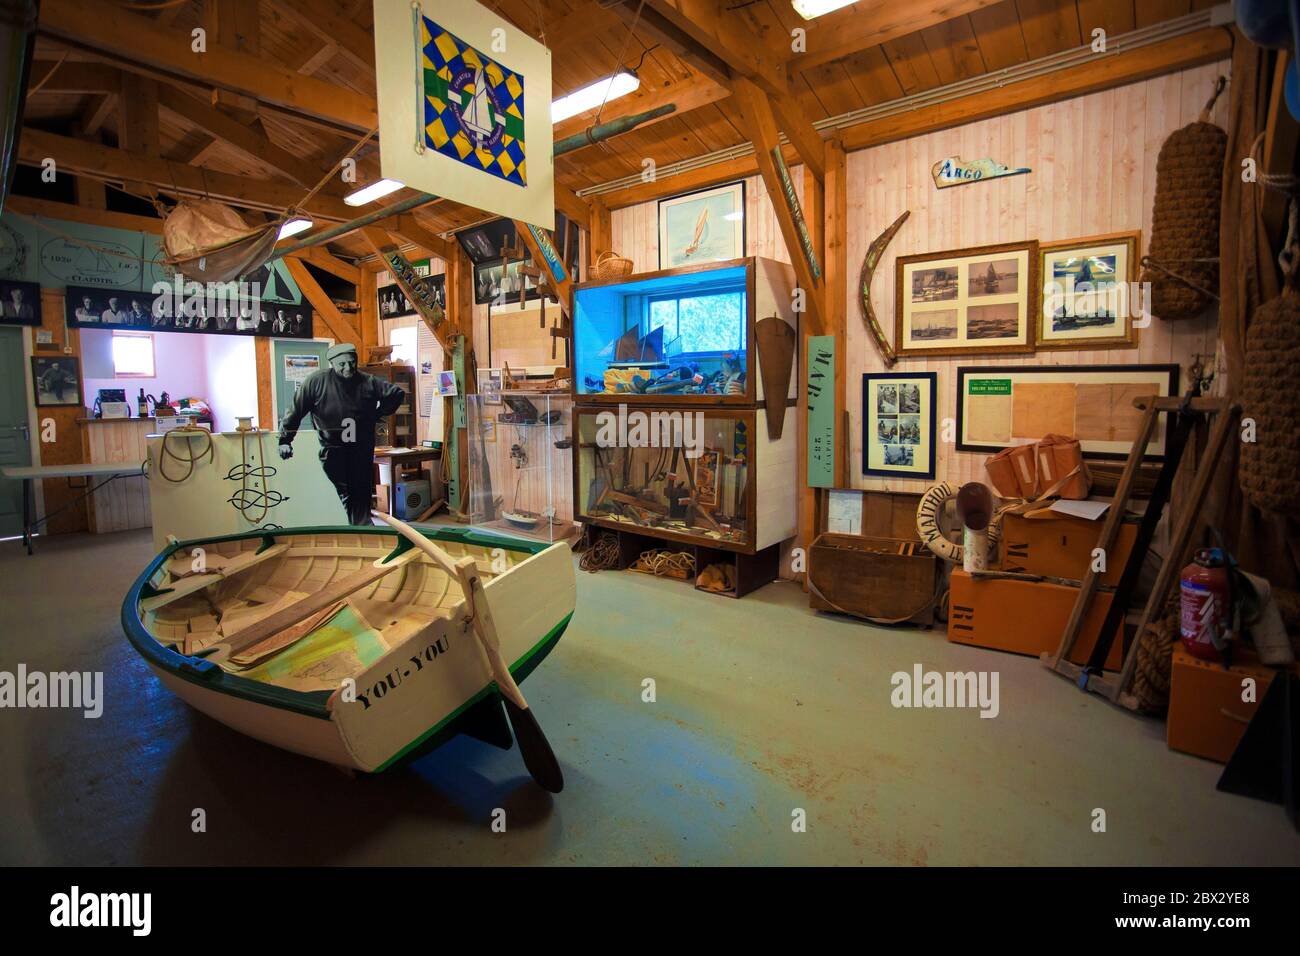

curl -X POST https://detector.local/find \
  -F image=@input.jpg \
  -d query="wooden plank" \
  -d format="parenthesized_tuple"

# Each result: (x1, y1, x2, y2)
(211, 549, 425, 658)
(284, 258, 361, 348)
(38, 0, 377, 132)
(268, 0, 375, 71)
(141, 544, 292, 612)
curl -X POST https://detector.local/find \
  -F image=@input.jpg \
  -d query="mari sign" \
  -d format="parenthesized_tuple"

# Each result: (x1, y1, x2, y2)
(374, 0, 555, 231)
(931, 156, 1031, 189)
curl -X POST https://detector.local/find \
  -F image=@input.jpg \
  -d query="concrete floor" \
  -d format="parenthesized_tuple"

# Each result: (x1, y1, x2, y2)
(0, 527, 1296, 866)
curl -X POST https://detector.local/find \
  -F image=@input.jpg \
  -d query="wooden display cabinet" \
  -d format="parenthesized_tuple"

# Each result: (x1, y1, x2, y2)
(362, 363, 416, 448)
(572, 404, 797, 558)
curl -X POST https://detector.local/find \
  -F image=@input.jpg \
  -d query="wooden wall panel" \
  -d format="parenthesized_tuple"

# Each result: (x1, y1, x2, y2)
(610, 62, 1228, 495)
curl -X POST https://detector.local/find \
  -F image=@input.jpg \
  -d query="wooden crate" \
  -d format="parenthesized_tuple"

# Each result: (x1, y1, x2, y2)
(998, 512, 1138, 586)
(948, 570, 1124, 668)
(809, 533, 939, 625)
(1167, 646, 1294, 763)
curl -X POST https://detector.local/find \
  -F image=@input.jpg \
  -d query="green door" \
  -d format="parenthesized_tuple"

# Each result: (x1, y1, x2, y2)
(0, 327, 33, 538)
(271, 338, 329, 432)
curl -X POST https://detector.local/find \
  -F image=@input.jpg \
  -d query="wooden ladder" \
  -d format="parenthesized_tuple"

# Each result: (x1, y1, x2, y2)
(1041, 396, 1238, 709)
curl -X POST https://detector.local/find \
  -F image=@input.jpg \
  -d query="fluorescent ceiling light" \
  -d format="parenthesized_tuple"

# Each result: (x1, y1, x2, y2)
(277, 217, 313, 240)
(551, 72, 640, 124)
(792, 0, 856, 19)
(344, 179, 404, 206)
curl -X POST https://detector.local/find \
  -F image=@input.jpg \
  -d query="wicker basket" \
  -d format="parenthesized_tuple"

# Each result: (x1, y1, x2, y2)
(592, 250, 634, 280)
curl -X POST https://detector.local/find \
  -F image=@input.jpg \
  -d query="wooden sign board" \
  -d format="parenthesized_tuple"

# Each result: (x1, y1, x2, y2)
(931, 156, 1031, 189)
(806, 334, 835, 487)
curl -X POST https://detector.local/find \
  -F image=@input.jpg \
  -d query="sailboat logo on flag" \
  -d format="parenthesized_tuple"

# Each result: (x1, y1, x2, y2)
(422, 16, 527, 188)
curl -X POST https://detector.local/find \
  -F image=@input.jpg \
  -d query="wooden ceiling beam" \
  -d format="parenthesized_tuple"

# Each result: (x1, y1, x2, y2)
(79, 93, 116, 136)
(637, 0, 793, 98)
(17, 128, 357, 221)
(284, 258, 361, 348)
(552, 75, 732, 149)
(28, 59, 121, 93)
(609, 1, 732, 89)
(297, 246, 362, 284)
(789, 0, 1006, 73)
(37, 0, 377, 132)
(269, 0, 375, 72)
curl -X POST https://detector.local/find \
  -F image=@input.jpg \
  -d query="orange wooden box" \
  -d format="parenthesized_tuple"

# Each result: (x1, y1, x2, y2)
(1166, 645, 1293, 763)
(999, 513, 1138, 587)
(948, 570, 1124, 669)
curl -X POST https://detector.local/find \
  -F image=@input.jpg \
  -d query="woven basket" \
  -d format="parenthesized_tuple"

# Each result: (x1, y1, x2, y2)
(1140, 119, 1226, 320)
(1239, 286, 1300, 515)
(592, 250, 634, 280)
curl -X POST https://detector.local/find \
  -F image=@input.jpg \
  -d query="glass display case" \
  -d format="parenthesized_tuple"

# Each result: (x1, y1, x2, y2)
(465, 390, 577, 544)
(573, 404, 796, 555)
(572, 257, 798, 405)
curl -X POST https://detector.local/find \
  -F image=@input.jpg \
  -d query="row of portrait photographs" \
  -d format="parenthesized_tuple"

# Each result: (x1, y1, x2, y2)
(875, 382, 921, 415)
(63, 286, 315, 338)
(379, 275, 446, 320)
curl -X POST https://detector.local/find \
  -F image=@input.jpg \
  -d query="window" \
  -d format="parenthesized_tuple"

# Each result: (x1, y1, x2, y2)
(389, 326, 418, 367)
(112, 332, 155, 378)
(646, 290, 745, 353)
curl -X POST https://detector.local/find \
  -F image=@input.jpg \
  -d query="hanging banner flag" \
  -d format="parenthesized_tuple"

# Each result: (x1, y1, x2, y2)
(806, 335, 836, 487)
(374, 0, 554, 231)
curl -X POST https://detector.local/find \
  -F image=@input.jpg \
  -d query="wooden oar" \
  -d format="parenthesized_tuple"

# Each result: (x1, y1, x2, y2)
(373, 511, 564, 793)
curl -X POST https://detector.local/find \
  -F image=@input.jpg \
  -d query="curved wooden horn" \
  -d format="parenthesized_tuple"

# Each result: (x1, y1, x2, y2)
(859, 210, 910, 368)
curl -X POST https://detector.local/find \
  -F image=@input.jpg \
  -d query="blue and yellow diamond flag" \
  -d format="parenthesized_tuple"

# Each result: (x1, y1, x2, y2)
(421, 15, 527, 188)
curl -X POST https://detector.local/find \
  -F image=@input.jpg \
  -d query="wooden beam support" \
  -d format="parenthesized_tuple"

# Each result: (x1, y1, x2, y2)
(789, 0, 1005, 73)
(18, 129, 356, 221)
(269, 0, 374, 71)
(554, 184, 590, 230)
(297, 246, 361, 285)
(284, 258, 360, 349)
(823, 136, 849, 486)
(771, 89, 825, 181)
(639, 0, 790, 98)
(387, 216, 458, 263)
(730, 76, 825, 335)
(79, 93, 116, 136)
(38, 0, 376, 131)
(359, 226, 453, 352)
(514, 220, 574, 320)
(587, 197, 612, 262)
(118, 73, 160, 157)
(156, 84, 335, 190)
(29, 59, 122, 93)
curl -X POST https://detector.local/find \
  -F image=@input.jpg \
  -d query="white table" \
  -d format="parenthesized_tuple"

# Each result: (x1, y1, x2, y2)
(1, 462, 145, 555)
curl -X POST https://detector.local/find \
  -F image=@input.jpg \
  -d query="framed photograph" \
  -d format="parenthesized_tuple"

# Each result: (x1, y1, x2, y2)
(379, 274, 444, 320)
(658, 181, 745, 269)
(0, 279, 40, 327)
(956, 363, 1180, 460)
(65, 285, 313, 338)
(895, 240, 1038, 357)
(477, 368, 503, 404)
(1038, 231, 1140, 350)
(32, 356, 82, 407)
(862, 372, 936, 480)
(693, 449, 722, 507)
(437, 370, 458, 397)
(474, 259, 541, 306)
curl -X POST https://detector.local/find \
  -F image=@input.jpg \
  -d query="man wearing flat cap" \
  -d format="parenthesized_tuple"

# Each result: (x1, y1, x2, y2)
(277, 343, 406, 525)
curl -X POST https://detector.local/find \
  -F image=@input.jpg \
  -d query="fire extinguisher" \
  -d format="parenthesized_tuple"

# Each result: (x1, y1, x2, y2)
(1180, 548, 1232, 661)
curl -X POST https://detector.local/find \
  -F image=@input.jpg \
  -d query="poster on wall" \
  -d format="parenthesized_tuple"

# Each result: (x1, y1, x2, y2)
(862, 372, 936, 480)
(379, 273, 445, 319)
(1038, 232, 1140, 351)
(0, 278, 40, 326)
(373, 0, 554, 231)
(955, 364, 1180, 460)
(806, 334, 836, 488)
(64, 284, 314, 338)
(658, 181, 745, 269)
(283, 354, 320, 386)
(895, 241, 1037, 357)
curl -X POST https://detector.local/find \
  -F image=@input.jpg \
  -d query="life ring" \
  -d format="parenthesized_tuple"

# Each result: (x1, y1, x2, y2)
(916, 481, 1003, 563)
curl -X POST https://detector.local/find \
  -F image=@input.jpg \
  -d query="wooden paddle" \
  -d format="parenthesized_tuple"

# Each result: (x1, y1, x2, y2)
(373, 512, 564, 793)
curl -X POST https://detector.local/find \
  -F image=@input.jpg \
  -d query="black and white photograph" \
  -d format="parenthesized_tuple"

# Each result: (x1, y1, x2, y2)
(0, 279, 40, 326)
(876, 383, 897, 414)
(474, 259, 539, 305)
(379, 274, 445, 319)
(31, 355, 82, 407)
(64, 284, 314, 338)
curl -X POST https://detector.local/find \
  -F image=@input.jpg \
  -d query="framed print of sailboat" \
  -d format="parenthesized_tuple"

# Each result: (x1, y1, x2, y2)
(658, 182, 745, 269)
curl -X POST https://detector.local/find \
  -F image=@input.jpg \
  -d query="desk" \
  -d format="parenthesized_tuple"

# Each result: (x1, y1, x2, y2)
(1, 462, 146, 555)
(373, 448, 441, 518)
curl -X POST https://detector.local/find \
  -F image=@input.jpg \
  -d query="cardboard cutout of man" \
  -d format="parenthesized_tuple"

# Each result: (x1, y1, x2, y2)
(277, 343, 405, 525)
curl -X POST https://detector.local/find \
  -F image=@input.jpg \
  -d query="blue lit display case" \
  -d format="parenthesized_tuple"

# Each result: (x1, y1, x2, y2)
(572, 257, 799, 406)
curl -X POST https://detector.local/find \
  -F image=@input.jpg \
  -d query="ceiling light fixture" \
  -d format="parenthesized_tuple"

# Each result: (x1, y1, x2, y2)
(277, 217, 314, 240)
(791, 0, 857, 19)
(551, 71, 641, 124)
(344, 179, 405, 206)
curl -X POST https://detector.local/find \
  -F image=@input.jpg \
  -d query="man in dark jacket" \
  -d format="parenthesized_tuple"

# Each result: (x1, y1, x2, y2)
(277, 343, 405, 525)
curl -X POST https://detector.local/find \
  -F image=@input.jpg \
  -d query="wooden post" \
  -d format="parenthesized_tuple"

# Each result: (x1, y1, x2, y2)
(824, 136, 849, 487)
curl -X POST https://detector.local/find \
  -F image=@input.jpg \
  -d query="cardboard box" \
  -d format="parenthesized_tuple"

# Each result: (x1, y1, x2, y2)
(948, 569, 1124, 668)
(1167, 646, 1293, 763)
(999, 512, 1138, 587)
